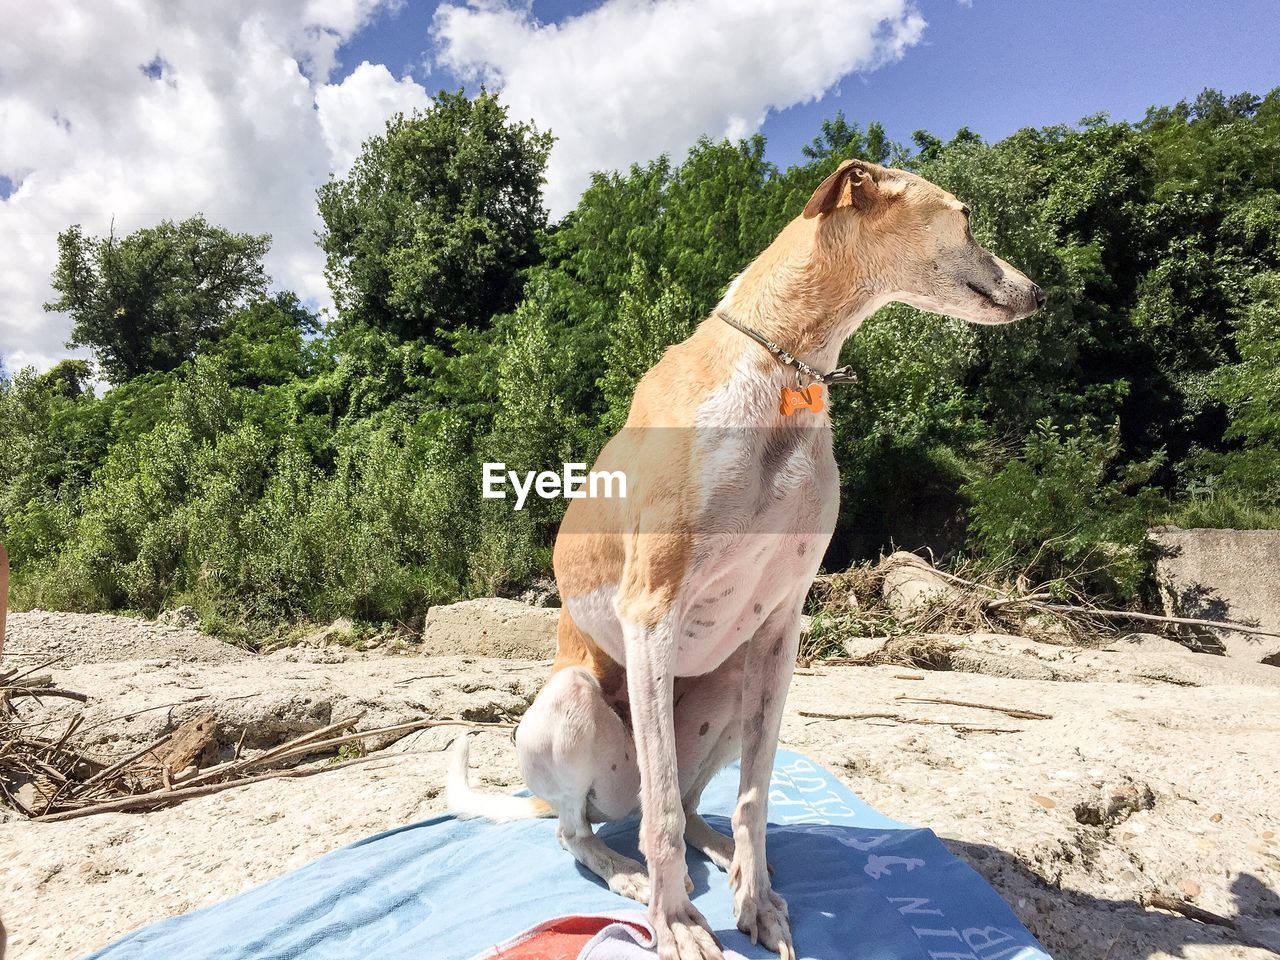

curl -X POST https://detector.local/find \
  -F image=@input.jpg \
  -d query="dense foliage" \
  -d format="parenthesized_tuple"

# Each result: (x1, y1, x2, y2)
(47, 217, 270, 383)
(3, 87, 1279, 636)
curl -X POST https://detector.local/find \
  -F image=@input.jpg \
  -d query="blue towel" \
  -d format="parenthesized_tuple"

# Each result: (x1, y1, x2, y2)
(85, 750, 1051, 960)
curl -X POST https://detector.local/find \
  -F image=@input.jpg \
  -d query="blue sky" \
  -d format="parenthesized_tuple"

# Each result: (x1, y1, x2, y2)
(339, 0, 1280, 169)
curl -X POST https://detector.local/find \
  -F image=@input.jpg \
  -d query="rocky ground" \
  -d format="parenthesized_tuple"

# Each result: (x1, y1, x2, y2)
(1, 608, 1278, 960)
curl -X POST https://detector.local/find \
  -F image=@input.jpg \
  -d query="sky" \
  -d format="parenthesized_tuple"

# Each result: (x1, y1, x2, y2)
(2, 0, 1278, 375)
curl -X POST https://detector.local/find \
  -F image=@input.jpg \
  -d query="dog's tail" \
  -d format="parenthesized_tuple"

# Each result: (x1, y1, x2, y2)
(446, 733, 553, 822)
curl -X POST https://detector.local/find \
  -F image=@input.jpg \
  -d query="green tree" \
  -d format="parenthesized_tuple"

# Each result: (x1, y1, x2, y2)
(802, 112, 891, 164)
(599, 259, 697, 431)
(317, 89, 552, 344)
(46, 216, 270, 382)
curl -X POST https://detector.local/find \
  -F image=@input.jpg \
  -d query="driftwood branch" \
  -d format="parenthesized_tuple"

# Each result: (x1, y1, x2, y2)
(921, 563, 1280, 641)
(1032, 603, 1280, 640)
(798, 710, 1018, 734)
(174, 713, 368, 789)
(3, 686, 89, 703)
(983, 592, 1054, 611)
(78, 731, 174, 789)
(33, 752, 399, 822)
(894, 695, 1052, 721)
(26, 715, 517, 822)
(1145, 894, 1236, 929)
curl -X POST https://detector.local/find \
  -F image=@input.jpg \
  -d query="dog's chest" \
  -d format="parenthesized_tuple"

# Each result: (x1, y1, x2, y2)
(667, 371, 839, 674)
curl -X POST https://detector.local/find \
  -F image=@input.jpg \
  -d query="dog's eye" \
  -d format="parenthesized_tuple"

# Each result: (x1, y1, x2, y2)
(960, 206, 971, 221)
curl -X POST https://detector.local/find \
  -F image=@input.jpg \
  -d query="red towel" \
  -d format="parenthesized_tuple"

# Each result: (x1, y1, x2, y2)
(482, 915, 650, 960)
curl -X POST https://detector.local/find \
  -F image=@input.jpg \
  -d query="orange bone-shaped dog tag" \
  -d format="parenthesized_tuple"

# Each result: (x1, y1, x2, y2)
(780, 382, 824, 416)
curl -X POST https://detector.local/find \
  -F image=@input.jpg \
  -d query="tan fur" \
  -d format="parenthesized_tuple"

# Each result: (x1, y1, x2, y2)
(551, 161, 951, 674)
(457, 161, 1041, 960)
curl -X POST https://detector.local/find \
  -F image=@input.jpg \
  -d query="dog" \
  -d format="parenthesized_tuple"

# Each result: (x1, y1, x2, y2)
(450, 159, 1043, 960)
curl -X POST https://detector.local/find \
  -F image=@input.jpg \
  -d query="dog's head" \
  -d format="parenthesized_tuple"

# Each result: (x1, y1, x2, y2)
(804, 159, 1043, 324)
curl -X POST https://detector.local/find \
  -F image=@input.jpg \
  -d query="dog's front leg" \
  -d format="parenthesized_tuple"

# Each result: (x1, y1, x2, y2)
(730, 601, 801, 960)
(624, 616, 723, 960)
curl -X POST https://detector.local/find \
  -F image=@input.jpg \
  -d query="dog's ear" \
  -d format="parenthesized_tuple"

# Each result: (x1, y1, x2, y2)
(803, 159, 884, 219)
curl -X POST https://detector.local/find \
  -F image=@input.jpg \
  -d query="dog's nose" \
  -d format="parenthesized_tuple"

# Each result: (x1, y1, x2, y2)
(1031, 284, 1046, 309)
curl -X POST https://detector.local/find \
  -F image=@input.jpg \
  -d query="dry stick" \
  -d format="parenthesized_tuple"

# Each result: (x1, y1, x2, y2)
(894, 695, 1052, 721)
(1023, 602, 1280, 639)
(930, 567, 1280, 639)
(169, 712, 501, 789)
(894, 674, 926, 681)
(76, 731, 175, 791)
(236, 713, 366, 767)
(34, 723, 517, 824)
(1146, 894, 1236, 929)
(4, 686, 89, 703)
(174, 713, 367, 788)
(181, 717, 518, 785)
(47, 713, 83, 757)
(797, 710, 1018, 734)
(983, 593, 1055, 611)
(0, 656, 67, 687)
(33, 752, 399, 823)
(244, 717, 517, 768)
(71, 696, 212, 736)
(35, 716, 88, 816)
(922, 566, 1003, 595)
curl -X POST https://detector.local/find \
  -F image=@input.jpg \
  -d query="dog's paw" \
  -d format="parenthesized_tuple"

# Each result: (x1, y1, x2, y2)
(734, 886, 793, 960)
(653, 902, 724, 960)
(608, 868, 652, 904)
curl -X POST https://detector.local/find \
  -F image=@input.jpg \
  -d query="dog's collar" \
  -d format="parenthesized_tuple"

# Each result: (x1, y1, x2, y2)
(716, 310, 857, 388)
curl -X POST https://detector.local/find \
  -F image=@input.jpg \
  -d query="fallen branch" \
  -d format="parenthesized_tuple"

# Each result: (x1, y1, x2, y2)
(3, 686, 89, 703)
(920, 566, 1003, 596)
(983, 592, 1054, 611)
(899, 563, 1280, 641)
(1146, 894, 1236, 929)
(258, 717, 517, 766)
(798, 710, 1018, 734)
(242, 717, 518, 769)
(74, 696, 212, 735)
(77, 731, 175, 790)
(32, 751, 396, 823)
(31, 717, 518, 822)
(1001, 600, 1280, 640)
(174, 713, 367, 788)
(894, 695, 1052, 721)
(0, 656, 67, 687)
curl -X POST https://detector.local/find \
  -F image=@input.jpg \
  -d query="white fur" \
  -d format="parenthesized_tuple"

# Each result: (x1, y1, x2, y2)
(446, 734, 552, 822)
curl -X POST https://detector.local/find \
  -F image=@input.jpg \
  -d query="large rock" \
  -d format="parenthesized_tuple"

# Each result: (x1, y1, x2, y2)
(1150, 527, 1280, 665)
(879, 551, 958, 616)
(419, 597, 557, 660)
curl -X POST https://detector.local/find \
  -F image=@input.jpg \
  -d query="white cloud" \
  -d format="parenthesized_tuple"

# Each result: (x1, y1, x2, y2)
(0, 0, 428, 375)
(1, 0, 929, 375)
(432, 0, 927, 215)
(315, 61, 433, 175)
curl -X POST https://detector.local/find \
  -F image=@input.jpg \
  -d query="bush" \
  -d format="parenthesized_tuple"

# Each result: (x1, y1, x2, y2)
(963, 421, 1164, 600)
